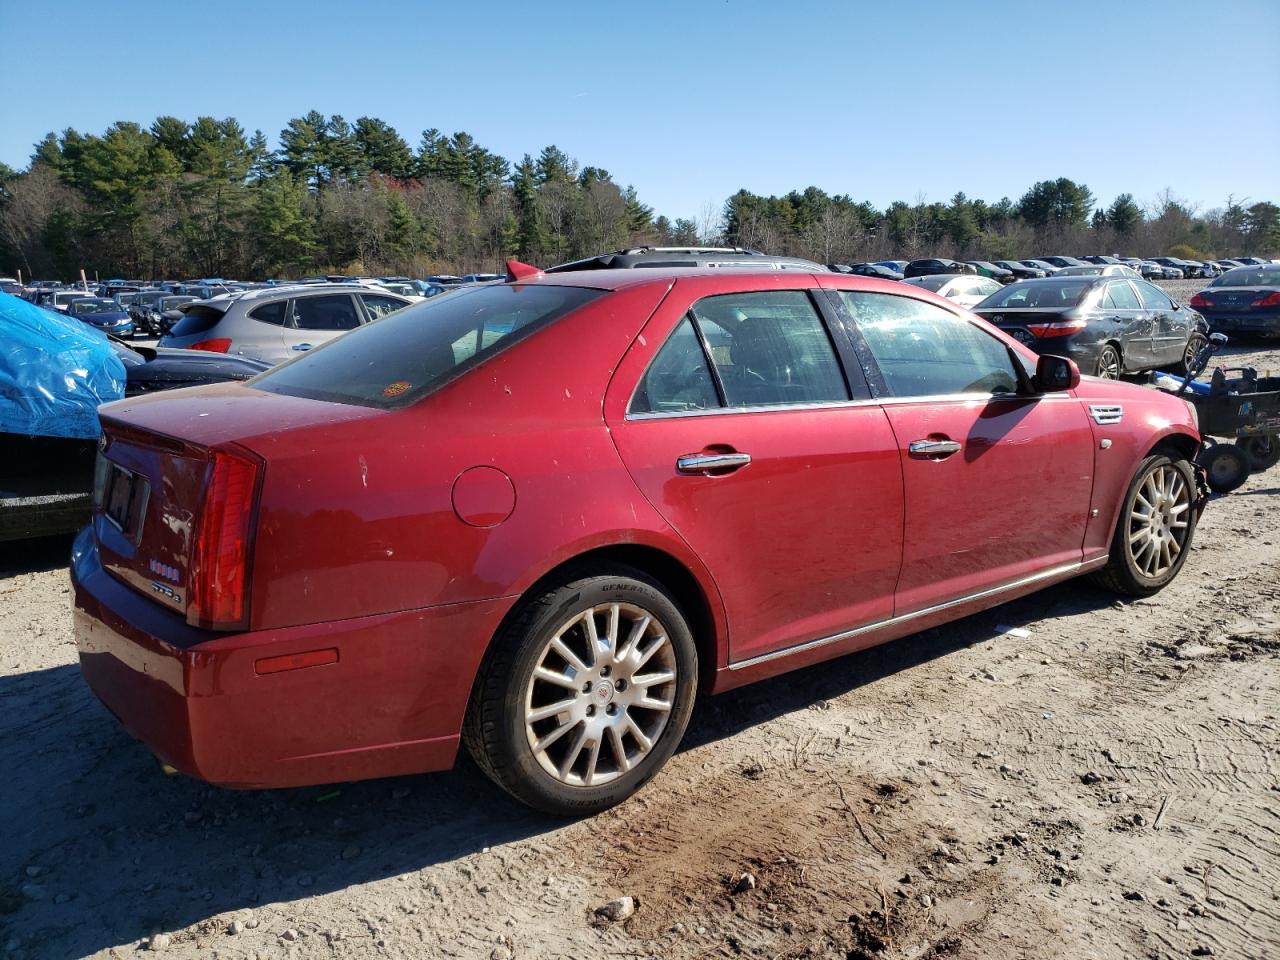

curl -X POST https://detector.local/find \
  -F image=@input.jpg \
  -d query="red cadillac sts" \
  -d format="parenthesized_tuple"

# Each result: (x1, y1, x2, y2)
(72, 267, 1206, 814)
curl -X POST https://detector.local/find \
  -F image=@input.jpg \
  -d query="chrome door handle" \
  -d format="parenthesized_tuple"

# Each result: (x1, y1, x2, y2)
(676, 452, 751, 474)
(291, 343, 313, 351)
(908, 439, 962, 459)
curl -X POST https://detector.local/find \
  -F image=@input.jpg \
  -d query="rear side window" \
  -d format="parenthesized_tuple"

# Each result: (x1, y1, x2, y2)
(168, 305, 225, 337)
(360, 293, 408, 319)
(248, 301, 287, 325)
(691, 291, 849, 407)
(629, 318, 719, 414)
(291, 294, 361, 331)
(254, 284, 603, 408)
(1103, 281, 1141, 310)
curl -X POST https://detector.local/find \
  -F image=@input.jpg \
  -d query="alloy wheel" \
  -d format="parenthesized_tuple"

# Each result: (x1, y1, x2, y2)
(1097, 347, 1121, 380)
(1126, 463, 1192, 578)
(523, 602, 678, 787)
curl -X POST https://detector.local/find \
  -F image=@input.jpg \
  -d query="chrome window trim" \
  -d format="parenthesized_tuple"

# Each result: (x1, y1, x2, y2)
(624, 392, 1073, 421)
(729, 557, 1105, 671)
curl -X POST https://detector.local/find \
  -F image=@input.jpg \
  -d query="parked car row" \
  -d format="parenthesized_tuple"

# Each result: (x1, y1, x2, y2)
(832, 254, 1274, 285)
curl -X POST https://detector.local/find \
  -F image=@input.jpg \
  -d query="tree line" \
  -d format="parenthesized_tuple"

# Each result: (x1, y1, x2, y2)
(0, 114, 1276, 281)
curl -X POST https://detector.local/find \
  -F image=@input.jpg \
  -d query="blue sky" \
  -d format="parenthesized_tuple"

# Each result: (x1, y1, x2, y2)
(2, 0, 1278, 220)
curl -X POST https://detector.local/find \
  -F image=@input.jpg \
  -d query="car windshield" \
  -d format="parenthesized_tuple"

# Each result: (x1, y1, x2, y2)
(253, 282, 605, 409)
(977, 280, 1095, 309)
(71, 299, 121, 315)
(1212, 267, 1280, 287)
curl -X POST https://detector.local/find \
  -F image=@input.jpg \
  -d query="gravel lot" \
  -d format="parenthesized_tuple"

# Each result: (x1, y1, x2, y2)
(2, 285, 1277, 960)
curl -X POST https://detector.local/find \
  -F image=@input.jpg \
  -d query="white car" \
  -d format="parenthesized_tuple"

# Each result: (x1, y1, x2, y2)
(901, 274, 1003, 308)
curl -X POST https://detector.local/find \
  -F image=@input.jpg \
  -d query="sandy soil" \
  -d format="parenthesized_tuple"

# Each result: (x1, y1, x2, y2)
(1, 334, 1277, 960)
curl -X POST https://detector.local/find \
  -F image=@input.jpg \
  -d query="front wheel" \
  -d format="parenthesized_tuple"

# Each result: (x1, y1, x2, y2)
(463, 567, 698, 815)
(1174, 334, 1207, 376)
(1091, 454, 1198, 597)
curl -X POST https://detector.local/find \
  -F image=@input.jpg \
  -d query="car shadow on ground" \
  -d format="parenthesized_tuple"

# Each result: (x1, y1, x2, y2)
(0, 577, 1116, 957)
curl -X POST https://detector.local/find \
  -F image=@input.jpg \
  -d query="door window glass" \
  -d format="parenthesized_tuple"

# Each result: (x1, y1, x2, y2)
(248, 301, 286, 325)
(689, 291, 848, 407)
(1104, 281, 1141, 310)
(291, 295, 361, 331)
(1134, 280, 1174, 311)
(360, 294, 407, 320)
(628, 317, 720, 414)
(839, 291, 1020, 398)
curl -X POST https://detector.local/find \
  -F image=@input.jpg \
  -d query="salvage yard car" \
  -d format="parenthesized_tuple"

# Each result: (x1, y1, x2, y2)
(973, 276, 1208, 379)
(73, 266, 1206, 815)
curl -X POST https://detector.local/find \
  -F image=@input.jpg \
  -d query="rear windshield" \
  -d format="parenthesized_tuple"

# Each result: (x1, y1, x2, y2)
(70, 299, 120, 314)
(169, 304, 226, 336)
(978, 280, 1096, 309)
(252, 283, 604, 408)
(1212, 267, 1280, 287)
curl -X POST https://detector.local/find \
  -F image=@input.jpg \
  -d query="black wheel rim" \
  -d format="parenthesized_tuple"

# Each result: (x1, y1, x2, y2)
(1098, 349, 1120, 379)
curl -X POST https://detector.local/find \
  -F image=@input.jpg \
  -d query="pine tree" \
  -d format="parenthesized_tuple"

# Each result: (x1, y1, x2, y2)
(511, 154, 545, 261)
(354, 117, 414, 179)
(280, 111, 327, 189)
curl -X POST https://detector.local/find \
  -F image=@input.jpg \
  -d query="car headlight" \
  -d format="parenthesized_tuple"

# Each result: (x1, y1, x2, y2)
(1184, 398, 1199, 431)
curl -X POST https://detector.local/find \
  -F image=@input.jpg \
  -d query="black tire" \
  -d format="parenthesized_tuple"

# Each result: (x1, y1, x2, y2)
(1095, 344, 1122, 380)
(1173, 333, 1207, 376)
(1197, 444, 1251, 493)
(1091, 454, 1199, 597)
(1239, 434, 1280, 473)
(463, 565, 698, 816)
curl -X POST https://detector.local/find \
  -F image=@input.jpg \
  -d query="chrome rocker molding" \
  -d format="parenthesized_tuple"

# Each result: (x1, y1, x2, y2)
(728, 557, 1106, 671)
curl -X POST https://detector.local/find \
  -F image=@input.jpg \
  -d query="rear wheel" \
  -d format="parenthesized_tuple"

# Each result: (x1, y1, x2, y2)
(1239, 434, 1280, 473)
(463, 566, 698, 816)
(1095, 345, 1122, 380)
(1197, 444, 1251, 493)
(1092, 454, 1198, 596)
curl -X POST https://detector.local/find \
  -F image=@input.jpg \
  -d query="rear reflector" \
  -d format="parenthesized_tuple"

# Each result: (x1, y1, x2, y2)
(190, 338, 232, 352)
(189, 448, 261, 629)
(1026, 318, 1088, 338)
(255, 648, 339, 675)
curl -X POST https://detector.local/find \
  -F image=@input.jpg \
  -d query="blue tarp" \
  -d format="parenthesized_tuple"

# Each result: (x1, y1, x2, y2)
(0, 292, 126, 439)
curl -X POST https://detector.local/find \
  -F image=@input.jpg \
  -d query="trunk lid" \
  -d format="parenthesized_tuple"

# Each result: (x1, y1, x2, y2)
(972, 308, 1073, 343)
(93, 382, 381, 621)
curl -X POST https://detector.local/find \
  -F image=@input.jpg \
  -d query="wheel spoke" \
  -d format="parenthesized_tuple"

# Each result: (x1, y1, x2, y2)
(533, 718, 578, 754)
(549, 637, 588, 675)
(534, 666, 578, 689)
(557, 724, 590, 779)
(606, 603, 620, 658)
(633, 634, 667, 671)
(633, 669, 676, 688)
(1129, 528, 1148, 546)
(608, 725, 630, 773)
(624, 714, 652, 753)
(527, 698, 577, 723)
(583, 737, 602, 786)
(618, 614, 650, 663)
(634, 696, 672, 714)
(580, 610, 600, 665)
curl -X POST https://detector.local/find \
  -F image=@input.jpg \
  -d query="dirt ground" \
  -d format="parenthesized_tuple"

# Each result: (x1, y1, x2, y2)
(1, 333, 1278, 960)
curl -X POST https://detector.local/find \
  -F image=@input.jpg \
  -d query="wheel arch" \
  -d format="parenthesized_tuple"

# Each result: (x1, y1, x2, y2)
(485, 541, 724, 696)
(1146, 428, 1200, 463)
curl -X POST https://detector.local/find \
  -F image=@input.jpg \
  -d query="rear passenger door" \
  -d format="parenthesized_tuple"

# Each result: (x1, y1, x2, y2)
(606, 277, 905, 666)
(1100, 280, 1151, 370)
(282, 294, 363, 356)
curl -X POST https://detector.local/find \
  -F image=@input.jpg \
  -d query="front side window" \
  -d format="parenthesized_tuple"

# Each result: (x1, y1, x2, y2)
(690, 291, 849, 407)
(840, 291, 1020, 398)
(253, 283, 603, 408)
(1134, 280, 1174, 311)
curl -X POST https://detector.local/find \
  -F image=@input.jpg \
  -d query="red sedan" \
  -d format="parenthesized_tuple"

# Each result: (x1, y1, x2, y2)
(72, 267, 1206, 814)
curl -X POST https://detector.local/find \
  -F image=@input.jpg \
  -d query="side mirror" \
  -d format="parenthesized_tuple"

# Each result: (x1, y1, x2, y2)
(1035, 354, 1080, 392)
(1210, 332, 1229, 346)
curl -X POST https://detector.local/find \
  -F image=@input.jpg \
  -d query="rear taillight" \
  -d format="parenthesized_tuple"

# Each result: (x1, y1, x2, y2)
(1189, 293, 1212, 308)
(190, 338, 232, 352)
(1251, 292, 1280, 307)
(189, 447, 261, 629)
(1026, 319, 1088, 338)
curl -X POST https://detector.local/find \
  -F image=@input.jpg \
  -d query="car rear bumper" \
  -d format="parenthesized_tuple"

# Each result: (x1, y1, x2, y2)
(1203, 312, 1280, 335)
(71, 527, 510, 789)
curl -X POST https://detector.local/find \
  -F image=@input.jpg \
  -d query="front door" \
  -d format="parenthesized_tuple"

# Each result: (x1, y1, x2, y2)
(829, 287, 1095, 615)
(606, 281, 905, 665)
(1101, 279, 1152, 371)
(1136, 279, 1191, 366)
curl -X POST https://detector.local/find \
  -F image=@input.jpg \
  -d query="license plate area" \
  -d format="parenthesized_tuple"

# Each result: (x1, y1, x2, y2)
(95, 457, 149, 542)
